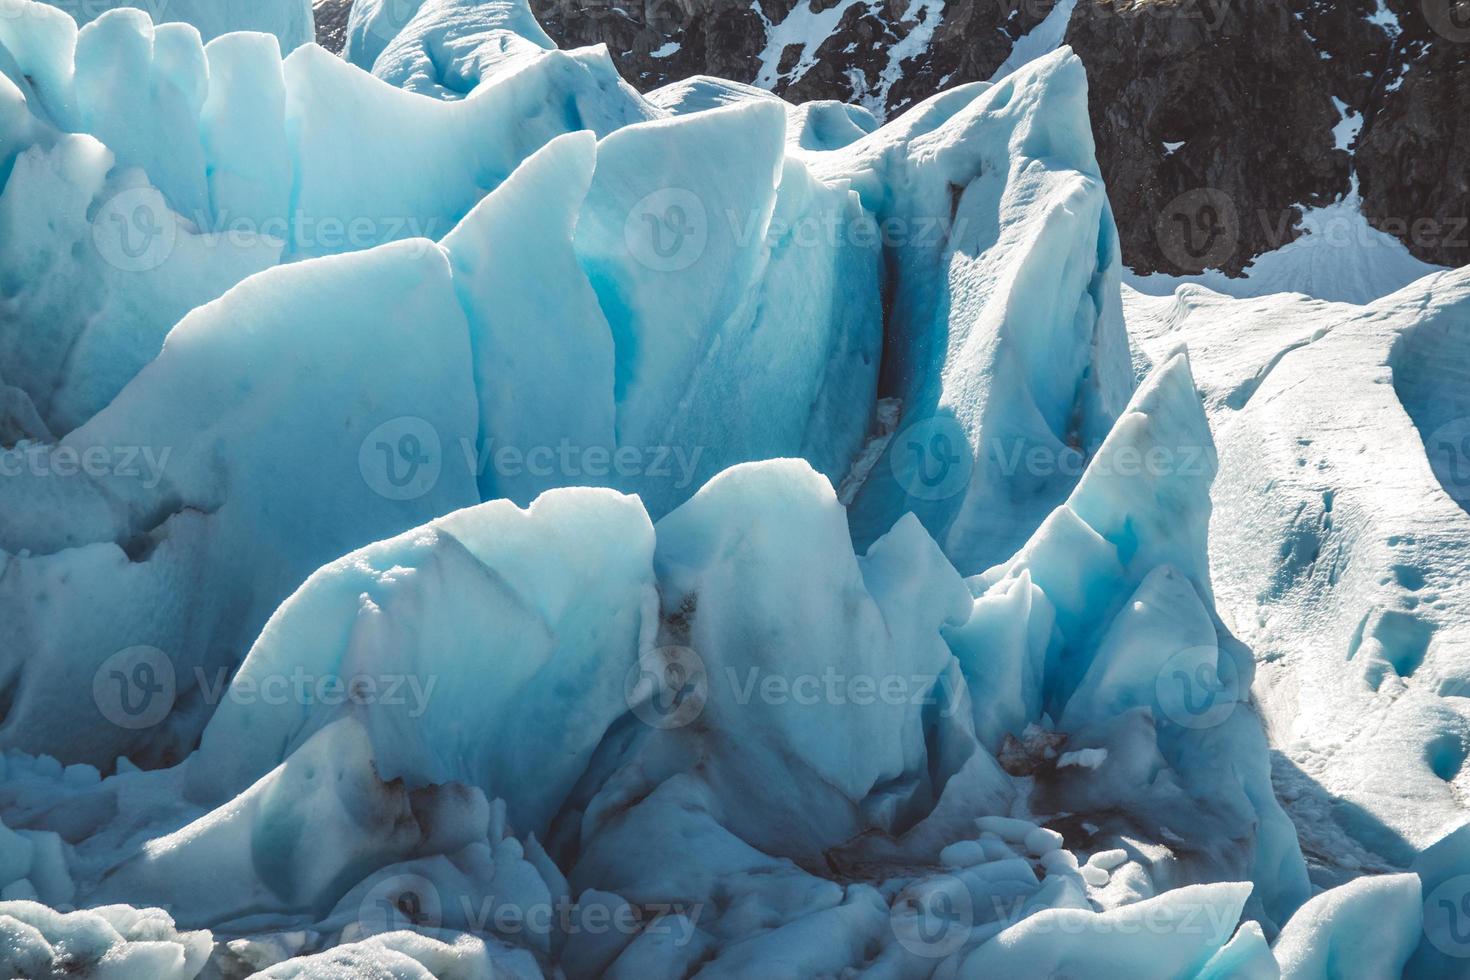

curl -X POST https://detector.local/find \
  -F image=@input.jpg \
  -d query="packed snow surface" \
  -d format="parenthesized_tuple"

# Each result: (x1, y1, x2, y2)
(0, 1, 1467, 977)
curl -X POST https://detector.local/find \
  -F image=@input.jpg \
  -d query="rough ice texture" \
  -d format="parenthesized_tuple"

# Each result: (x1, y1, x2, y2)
(0, 1, 1466, 977)
(37, 0, 315, 51)
(1128, 271, 1470, 880)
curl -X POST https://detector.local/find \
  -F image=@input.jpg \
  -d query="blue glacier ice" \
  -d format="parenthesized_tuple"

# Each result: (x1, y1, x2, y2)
(0, 0, 1467, 976)
(34, 0, 315, 51)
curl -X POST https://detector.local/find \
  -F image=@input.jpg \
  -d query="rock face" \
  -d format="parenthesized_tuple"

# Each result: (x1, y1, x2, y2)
(1357, 1, 1470, 270)
(446, 0, 1465, 278)
(1064, 0, 1356, 276)
(528, 0, 770, 87)
(313, 0, 353, 52)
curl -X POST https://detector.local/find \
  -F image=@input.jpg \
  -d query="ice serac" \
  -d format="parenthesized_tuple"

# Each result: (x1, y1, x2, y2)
(824, 47, 1134, 576)
(1270, 872, 1422, 979)
(187, 490, 656, 839)
(574, 101, 882, 516)
(282, 41, 657, 261)
(0, 134, 281, 435)
(200, 31, 292, 232)
(958, 882, 1249, 977)
(349, 0, 556, 96)
(644, 75, 785, 117)
(974, 351, 1310, 930)
(72, 11, 211, 220)
(558, 358, 1302, 963)
(644, 75, 877, 152)
(0, 7, 283, 436)
(1408, 823, 1470, 979)
(635, 460, 975, 856)
(1, 0, 1459, 972)
(38, 0, 314, 52)
(0, 0, 659, 436)
(786, 99, 879, 152)
(439, 131, 615, 505)
(0, 240, 481, 767)
(0, 429, 1326, 972)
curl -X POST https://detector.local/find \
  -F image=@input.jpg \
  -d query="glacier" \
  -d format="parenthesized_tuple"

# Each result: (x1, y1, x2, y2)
(0, 0, 1467, 976)
(31, 0, 316, 52)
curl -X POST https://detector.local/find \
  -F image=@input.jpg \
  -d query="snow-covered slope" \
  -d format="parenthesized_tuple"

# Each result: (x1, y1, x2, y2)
(1126, 187, 1447, 306)
(1129, 272, 1470, 886)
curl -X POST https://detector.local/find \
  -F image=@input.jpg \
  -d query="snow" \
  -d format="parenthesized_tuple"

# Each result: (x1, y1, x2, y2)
(1272, 873, 1423, 978)
(350, 0, 556, 96)
(753, 0, 866, 91)
(1127, 268, 1470, 880)
(0, 902, 211, 979)
(1368, 0, 1402, 37)
(250, 930, 541, 978)
(866, 0, 943, 114)
(1126, 185, 1446, 306)
(988, 0, 1078, 85)
(1331, 96, 1362, 151)
(1057, 747, 1108, 769)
